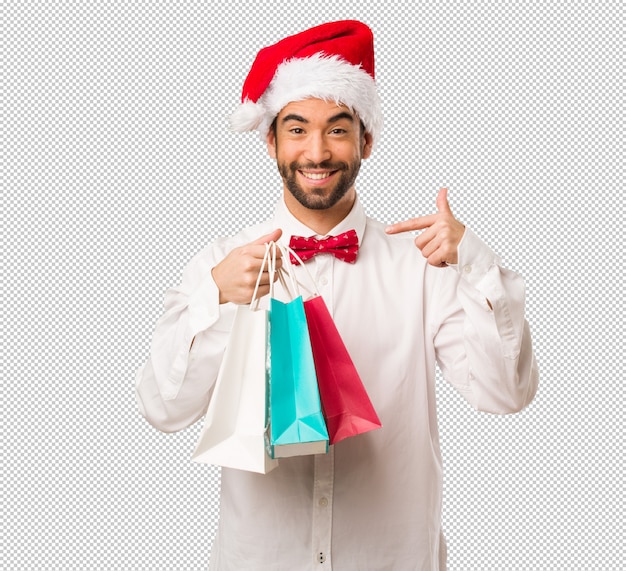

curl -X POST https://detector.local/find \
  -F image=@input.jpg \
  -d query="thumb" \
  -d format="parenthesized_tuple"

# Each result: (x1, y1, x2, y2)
(251, 228, 283, 245)
(436, 187, 452, 214)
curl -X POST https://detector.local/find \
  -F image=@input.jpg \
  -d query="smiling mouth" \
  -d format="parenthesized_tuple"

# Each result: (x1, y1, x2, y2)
(300, 171, 335, 180)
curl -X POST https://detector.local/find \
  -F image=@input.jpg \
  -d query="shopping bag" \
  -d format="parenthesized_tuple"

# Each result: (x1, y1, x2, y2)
(267, 244, 329, 459)
(191, 247, 278, 473)
(303, 295, 382, 445)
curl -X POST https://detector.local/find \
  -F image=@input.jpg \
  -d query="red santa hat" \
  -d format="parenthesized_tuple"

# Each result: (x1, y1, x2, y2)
(229, 20, 383, 146)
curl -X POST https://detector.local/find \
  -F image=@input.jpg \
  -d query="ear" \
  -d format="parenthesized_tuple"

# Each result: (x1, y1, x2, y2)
(266, 128, 277, 159)
(361, 132, 374, 159)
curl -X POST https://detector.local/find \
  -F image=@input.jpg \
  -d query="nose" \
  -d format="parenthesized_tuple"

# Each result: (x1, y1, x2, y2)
(303, 132, 331, 165)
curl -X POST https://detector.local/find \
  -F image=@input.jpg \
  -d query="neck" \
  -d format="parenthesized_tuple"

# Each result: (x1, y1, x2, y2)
(283, 188, 356, 235)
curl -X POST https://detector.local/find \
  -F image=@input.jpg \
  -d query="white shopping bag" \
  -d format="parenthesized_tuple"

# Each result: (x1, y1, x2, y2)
(192, 246, 278, 473)
(191, 303, 278, 473)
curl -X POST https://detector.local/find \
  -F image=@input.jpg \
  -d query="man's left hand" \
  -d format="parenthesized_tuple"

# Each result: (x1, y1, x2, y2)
(385, 188, 465, 267)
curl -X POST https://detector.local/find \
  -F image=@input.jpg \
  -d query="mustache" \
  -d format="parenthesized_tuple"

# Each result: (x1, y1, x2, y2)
(290, 161, 348, 171)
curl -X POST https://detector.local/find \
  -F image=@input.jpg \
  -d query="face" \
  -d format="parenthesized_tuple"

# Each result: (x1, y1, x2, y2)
(267, 99, 373, 212)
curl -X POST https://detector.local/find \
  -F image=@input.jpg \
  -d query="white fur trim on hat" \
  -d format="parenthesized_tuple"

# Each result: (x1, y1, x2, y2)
(228, 99, 266, 132)
(229, 54, 383, 146)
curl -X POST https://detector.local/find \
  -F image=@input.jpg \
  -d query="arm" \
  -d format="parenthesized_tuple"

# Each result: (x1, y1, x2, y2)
(386, 188, 538, 413)
(430, 228, 538, 413)
(135, 229, 282, 432)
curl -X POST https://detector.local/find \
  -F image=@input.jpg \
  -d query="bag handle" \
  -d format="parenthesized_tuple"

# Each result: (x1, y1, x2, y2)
(268, 241, 300, 300)
(274, 242, 320, 299)
(255, 240, 321, 304)
(250, 242, 272, 309)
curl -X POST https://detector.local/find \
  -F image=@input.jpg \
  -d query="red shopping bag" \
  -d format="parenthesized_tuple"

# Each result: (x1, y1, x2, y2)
(303, 295, 381, 445)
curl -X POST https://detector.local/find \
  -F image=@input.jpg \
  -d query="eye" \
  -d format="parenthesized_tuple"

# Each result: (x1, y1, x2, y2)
(289, 127, 305, 134)
(329, 126, 353, 136)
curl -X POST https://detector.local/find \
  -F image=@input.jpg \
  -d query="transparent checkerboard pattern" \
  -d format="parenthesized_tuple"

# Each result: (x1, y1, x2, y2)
(4, 1, 623, 569)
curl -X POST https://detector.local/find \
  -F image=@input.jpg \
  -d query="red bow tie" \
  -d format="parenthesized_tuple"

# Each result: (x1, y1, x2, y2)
(289, 229, 359, 264)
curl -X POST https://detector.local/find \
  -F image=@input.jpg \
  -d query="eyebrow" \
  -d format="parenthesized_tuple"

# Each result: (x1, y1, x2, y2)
(281, 111, 355, 125)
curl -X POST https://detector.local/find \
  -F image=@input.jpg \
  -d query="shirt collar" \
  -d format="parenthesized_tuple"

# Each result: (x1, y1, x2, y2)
(273, 193, 367, 244)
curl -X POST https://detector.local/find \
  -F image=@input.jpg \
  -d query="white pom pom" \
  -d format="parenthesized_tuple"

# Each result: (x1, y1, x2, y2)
(228, 100, 266, 132)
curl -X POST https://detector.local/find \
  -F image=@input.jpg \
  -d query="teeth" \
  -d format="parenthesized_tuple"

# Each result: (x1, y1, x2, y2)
(302, 172, 330, 180)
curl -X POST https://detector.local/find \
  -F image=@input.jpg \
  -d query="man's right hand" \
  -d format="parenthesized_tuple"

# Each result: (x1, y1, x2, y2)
(211, 229, 283, 304)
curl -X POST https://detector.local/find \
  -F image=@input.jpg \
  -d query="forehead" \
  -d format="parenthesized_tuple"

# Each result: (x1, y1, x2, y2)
(276, 98, 356, 122)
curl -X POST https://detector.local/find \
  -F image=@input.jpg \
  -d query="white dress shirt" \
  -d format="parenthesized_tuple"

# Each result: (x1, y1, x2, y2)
(135, 195, 538, 570)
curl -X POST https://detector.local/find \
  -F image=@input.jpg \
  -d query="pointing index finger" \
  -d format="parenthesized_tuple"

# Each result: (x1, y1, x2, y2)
(385, 213, 438, 235)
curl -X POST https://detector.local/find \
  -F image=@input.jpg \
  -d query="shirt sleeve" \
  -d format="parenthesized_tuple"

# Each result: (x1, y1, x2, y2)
(431, 227, 539, 414)
(134, 242, 237, 432)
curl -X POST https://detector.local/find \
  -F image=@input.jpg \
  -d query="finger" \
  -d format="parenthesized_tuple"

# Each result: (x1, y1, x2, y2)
(242, 244, 277, 261)
(385, 214, 439, 234)
(414, 225, 438, 251)
(427, 252, 449, 267)
(436, 187, 452, 215)
(242, 240, 284, 261)
(250, 228, 283, 245)
(254, 270, 278, 287)
(420, 234, 442, 260)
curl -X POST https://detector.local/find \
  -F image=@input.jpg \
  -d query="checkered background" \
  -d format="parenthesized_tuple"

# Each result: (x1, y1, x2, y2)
(4, 1, 623, 569)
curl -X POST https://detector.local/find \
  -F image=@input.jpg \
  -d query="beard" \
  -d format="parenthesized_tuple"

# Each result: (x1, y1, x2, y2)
(278, 158, 362, 211)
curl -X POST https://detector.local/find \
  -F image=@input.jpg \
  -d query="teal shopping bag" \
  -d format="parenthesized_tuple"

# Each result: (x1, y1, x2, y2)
(268, 295, 329, 459)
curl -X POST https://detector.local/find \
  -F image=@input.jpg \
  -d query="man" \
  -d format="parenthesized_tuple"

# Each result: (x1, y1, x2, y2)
(135, 20, 538, 570)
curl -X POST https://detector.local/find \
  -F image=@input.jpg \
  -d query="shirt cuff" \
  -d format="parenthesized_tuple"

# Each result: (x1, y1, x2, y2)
(452, 227, 501, 286)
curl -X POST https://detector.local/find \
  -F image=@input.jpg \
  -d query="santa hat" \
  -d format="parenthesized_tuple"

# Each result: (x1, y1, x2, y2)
(229, 20, 383, 146)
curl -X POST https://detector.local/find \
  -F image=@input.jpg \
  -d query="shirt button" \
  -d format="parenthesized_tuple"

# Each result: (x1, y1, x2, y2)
(319, 276, 328, 286)
(318, 497, 328, 507)
(318, 552, 326, 563)
(463, 264, 472, 274)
